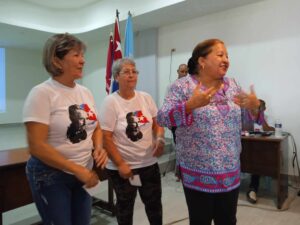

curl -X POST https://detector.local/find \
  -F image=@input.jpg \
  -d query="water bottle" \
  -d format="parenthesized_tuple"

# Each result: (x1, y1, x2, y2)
(274, 119, 282, 137)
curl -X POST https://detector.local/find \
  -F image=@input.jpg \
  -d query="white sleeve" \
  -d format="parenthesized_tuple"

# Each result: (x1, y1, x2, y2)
(144, 93, 158, 117)
(85, 88, 99, 119)
(23, 86, 51, 125)
(99, 96, 117, 132)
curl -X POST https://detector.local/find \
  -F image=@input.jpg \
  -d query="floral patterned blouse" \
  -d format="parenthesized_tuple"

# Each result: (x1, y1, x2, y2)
(157, 75, 242, 193)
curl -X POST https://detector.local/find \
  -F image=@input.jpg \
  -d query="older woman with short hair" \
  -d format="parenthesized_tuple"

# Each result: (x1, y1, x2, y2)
(100, 58, 164, 225)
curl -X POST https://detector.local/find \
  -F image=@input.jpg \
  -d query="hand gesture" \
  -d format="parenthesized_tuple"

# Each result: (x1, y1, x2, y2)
(186, 82, 222, 112)
(234, 85, 260, 110)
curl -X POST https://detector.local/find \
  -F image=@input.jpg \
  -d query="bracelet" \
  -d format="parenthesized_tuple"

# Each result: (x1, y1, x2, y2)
(156, 137, 165, 144)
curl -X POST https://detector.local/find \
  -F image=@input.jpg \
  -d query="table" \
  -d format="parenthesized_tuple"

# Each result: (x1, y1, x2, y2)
(0, 148, 115, 225)
(240, 134, 289, 209)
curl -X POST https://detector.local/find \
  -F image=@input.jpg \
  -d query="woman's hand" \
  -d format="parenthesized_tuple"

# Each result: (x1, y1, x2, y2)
(117, 162, 133, 179)
(152, 138, 165, 157)
(234, 85, 260, 110)
(93, 147, 108, 169)
(75, 166, 99, 188)
(186, 82, 220, 113)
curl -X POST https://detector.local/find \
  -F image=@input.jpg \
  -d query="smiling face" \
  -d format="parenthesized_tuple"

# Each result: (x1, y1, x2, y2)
(55, 48, 85, 81)
(116, 63, 138, 90)
(199, 43, 229, 79)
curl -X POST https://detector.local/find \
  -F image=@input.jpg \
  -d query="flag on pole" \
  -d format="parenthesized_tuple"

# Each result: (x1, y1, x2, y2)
(111, 14, 123, 93)
(105, 33, 113, 94)
(124, 12, 134, 58)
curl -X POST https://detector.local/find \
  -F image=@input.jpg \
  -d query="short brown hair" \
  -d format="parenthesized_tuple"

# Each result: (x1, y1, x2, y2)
(43, 33, 86, 76)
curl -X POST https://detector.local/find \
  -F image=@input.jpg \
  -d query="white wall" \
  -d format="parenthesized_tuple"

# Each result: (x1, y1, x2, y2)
(0, 47, 47, 124)
(0, 47, 47, 151)
(157, 0, 300, 175)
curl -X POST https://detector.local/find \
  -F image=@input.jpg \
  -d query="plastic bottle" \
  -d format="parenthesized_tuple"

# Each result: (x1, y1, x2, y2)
(274, 119, 282, 137)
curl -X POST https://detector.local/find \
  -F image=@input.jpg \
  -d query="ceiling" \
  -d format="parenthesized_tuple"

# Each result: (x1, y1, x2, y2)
(0, 0, 264, 49)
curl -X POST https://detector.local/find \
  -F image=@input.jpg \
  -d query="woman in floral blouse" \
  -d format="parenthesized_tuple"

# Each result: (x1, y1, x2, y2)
(157, 39, 261, 225)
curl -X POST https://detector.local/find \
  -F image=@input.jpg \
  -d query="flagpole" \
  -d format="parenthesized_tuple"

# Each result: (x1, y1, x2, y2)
(116, 9, 119, 20)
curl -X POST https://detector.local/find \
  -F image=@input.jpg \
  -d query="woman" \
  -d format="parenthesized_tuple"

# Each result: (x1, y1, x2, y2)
(157, 39, 261, 225)
(23, 33, 108, 225)
(100, 58, 165, 225)
(242, 99, 275, 204)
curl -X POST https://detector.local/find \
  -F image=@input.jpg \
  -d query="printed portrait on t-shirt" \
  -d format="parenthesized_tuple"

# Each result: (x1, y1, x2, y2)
(125, 110, 149, 142)
(67, 104, 97, 143)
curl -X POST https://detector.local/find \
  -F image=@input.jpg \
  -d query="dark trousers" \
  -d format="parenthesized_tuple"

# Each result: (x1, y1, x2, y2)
(249, 174, 260, 192)
(107, 163, 162, 225)
(183, 186, 239, 225)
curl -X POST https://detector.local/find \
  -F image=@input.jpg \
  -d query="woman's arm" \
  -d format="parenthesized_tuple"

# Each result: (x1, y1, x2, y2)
(157, 80, 193, 128)
(25, 122, 99, 188)
(102, 130, 133, 178)
(92, 122, 108, 169)
(152, 117, 165, 157)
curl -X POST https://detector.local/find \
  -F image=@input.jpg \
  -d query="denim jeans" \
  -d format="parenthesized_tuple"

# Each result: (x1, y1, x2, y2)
(26, 156, 92, 225)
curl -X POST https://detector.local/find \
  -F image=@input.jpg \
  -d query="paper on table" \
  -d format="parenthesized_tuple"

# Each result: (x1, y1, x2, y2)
(83, 181, 101, 196)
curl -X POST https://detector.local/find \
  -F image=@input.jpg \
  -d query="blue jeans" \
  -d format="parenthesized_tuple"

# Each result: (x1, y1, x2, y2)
(26, 156, 92, 225)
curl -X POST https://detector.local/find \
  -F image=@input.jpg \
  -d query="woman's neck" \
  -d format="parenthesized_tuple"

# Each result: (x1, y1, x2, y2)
(194, 73, 222, 88)
(53, 74, 76, 88)
(117, 89, 135, 100)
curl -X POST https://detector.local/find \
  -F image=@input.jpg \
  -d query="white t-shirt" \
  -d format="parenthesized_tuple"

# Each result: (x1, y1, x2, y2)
(23, 78, 98, 169)
(100, 91, 158, 170)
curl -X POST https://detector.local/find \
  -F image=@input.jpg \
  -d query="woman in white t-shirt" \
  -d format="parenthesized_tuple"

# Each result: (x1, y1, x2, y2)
(100, 58, 165, 225)
(23, 33, 108, 225)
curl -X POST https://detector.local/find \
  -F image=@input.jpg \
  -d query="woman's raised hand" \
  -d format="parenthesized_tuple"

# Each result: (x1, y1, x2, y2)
(234, 85, 260, 110)
(186, 82, 221, 113)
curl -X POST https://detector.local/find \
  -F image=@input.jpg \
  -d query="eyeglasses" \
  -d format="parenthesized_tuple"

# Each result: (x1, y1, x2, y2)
(119, 70, 139, 76)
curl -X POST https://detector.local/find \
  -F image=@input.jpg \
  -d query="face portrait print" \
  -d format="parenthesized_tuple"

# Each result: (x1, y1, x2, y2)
(66, 104, 87, 143)
(125, 112, 144, 142)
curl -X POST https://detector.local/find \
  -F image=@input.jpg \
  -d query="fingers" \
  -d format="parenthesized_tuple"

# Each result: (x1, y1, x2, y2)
(203, 84, 220, 100)
(152, 143, 164, 157)
(94, 148, 108, 169)
(118, 162, 133, 179)
(234, 85, 260, 110)
(85, 170, 99, 188)
(249, 84, 256, 95)
(95, 151, 108, 168)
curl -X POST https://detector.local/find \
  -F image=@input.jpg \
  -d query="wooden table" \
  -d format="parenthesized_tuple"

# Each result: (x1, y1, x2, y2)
(240, 134, 289, 209)
(0, 148, 115, 225)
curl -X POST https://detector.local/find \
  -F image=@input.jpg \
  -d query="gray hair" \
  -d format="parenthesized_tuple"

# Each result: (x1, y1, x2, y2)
(43, 33, 86, 77)
(112, 58, 136, 79)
